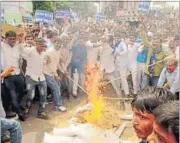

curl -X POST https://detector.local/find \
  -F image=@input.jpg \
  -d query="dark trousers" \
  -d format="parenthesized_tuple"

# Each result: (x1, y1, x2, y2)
(175, 92, 179, 100)
(1, 84, 11, 112)
(4, 75, 25, 113)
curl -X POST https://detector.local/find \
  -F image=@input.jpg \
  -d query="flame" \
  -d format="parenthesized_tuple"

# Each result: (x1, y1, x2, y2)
(82, 64, 104, 124)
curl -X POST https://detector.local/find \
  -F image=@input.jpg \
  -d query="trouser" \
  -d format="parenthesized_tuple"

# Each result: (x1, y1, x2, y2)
(106, 71, 122, 96)
(1, 118, 22, 143)
(175, 92, 179, 100)
(4, 75, 25, 114)
(25, 76, 47, 114)
(67, 64, 73, 94)
(72, 69, 85, 96)
(57, 71, 69, 93)
(119, 67, 130, 96)
(137, 63, 145, 90)
(129, 63, 139, 94)
(142, 73, 159, 88)
(1, 84, 11, 112)
(45, 74, 63, 108)
(114, 70, 122, 89)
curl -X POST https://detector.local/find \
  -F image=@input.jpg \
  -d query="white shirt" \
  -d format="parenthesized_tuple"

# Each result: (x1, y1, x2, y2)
(128, 43, 140, 67)
(1, 42, 21, 75)
(114, 41, 129, 70)
(43, 48, 60, 77)
(158, 66, 179, 93)
(21, 47, 45, 81)
(100, 42, 115, 73)
(85, 40, 99, 65)
(175, 46, 179, 60)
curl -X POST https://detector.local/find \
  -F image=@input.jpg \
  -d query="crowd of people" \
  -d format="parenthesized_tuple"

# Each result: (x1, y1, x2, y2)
(0, 10, 179, 143)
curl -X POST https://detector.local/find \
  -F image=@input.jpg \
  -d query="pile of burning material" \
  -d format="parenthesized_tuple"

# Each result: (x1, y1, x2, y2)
(43, 65, 126, 143)
(72, 103, 123, 130)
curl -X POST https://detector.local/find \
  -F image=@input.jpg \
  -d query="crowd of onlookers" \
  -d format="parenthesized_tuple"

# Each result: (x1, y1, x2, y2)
(0, 11, 179, 143)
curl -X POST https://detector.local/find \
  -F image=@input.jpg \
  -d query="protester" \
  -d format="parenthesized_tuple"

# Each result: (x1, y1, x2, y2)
(114, 34, 130, 97)
(1, 31, 26, 121)
(43, 38, 67, 112)
(147, 101, 179, 143)
(45, 30, 58, 49)
(70, 35, 87, 98)
(157, 57, 179, 99)
(131, 86, 175, 143)
(100, 34, 121, 97)
(32, 28, 40, 41)
(127, 34, 141, 95)
(58, 34, 75, 99)
(140, 26, 168, 88)
(1, 5, 179, 142)
(1, 66, 22, 143)
(21, 33, 34, 74)
(21, 38, 49, 119)
(174, 35, 179, 60)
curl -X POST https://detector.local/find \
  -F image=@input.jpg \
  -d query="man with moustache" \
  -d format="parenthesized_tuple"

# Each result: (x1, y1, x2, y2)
(157, 57, 179, 99)
(131, 86, 175, 143)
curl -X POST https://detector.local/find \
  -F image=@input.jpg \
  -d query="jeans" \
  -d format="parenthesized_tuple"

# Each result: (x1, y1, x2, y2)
(142, 73, 159, 88)
(25, 76, 47, 113)
(57, 71, 69, 92)
(1, 84, 11, 112)
(4, 75, 25, 113)
(1, 118, 22, 143)
(45, 74, 62, 108)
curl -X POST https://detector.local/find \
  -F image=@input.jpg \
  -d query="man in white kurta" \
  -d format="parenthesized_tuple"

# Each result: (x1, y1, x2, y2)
(100, 35, 121, 96)
(114, 39, 130, 97)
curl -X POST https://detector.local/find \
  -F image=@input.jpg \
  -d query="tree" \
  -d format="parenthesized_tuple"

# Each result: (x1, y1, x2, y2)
(32, 1, 97, 17)
(32, 0, 55, 14)
(55, 1, 97, 16)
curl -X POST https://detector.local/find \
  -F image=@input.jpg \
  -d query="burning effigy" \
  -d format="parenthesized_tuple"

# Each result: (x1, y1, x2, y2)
(43, 65, 125, 143)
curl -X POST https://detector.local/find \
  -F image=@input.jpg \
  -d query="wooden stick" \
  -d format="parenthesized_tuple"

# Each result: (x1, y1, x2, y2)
(115, 122, 127, 137)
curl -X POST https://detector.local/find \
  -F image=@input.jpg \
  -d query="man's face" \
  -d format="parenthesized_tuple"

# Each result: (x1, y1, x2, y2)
(17, 34, 24, 43)
(125, 38, 131, 45)
(33, 30, 39, 37)
(132, 108, 155, 139)
(167, 62, 176, 73)
(130, 36, 136, 44)
(169, 40, 175, 49)
(25, 37, 34, 45)
(147, 122, 177, 143)
(174, 40, 179, 47)
(36, 44, 46, 53)
(152, 39, 161, 48)
(6, 36, 16, 47)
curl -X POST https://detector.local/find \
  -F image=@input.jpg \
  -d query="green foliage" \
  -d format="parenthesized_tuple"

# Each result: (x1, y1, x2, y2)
(55, 1, 97, 15)
(32, 1, 97, 15)
(32, 0, 55, 13)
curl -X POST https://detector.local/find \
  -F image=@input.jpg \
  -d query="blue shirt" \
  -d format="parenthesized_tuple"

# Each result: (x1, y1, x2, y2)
(71, 43, 87, 73)
(137, 46, 148, 63)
